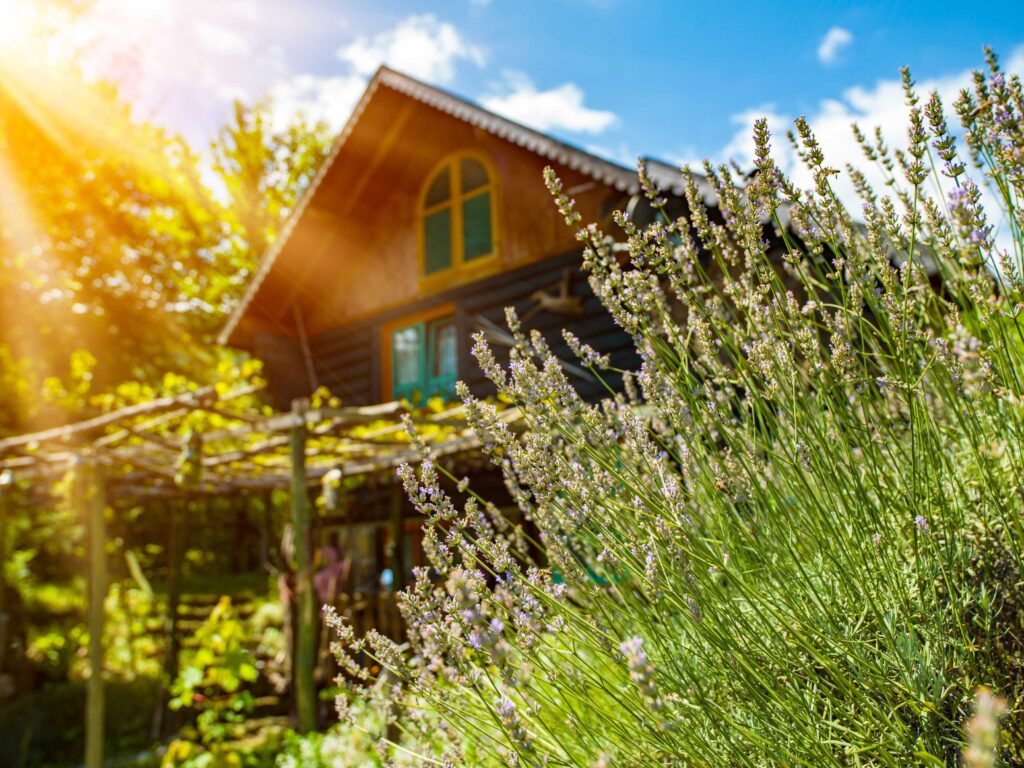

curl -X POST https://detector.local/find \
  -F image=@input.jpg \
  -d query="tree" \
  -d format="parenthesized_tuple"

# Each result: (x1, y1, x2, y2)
(209, 100, 333, 306)
(0, 57, 223, 429)
(0, 51, 332, 432)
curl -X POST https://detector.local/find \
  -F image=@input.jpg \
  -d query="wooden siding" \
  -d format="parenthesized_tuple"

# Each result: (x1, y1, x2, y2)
(458, 252, 637, 402)
(308, 324, 376, 406)
(250, 331, 311, 410)
(301, 250, 638, 408)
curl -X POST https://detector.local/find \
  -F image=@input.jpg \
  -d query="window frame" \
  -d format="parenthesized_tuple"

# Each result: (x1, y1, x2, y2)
(380, 303, 458, 403)
(418, 152, 500, 289)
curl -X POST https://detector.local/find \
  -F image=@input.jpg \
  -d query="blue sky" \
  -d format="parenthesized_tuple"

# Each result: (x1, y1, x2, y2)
(54, 0, 1024, 176)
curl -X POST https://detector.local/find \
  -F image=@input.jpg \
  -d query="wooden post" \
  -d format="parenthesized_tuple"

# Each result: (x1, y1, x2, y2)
(73, 456, 106, 768)
(259, 491, 272, 571)
(159, 500, 184, 740)
(389, 485, 405, 590)
(166, 502, 183, 683)
(289, 399, 317, 732)
(388, 486, 406, 639)
(0, 470, 11, 677)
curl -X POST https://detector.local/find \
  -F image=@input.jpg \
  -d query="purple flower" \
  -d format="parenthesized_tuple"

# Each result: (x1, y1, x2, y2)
(969, 225, 992, 245)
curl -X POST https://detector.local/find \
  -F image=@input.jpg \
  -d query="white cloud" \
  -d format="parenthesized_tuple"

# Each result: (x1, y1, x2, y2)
(337, 14, 485, 84)
(266, 14, 488, 136)
(45, 4, 489, 152)
(713, 46, 1024, 247)
(195, 21, 251, 57)
(227, 0, 262, 24)
(718, 70, 966, 191)
(817, 26, 853, 65)
(481, 71, 617, 135)
(61, 4, 488, 146)
(66, 0, 294, 142)
(265, 73, 367, 133)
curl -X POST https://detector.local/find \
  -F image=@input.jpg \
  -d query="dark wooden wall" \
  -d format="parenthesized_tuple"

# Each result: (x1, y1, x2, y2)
(280, 250, 638, 409)
(457, 250, 637, 402)
(308, 324, 377, 407)
(251, 330, 312, 411)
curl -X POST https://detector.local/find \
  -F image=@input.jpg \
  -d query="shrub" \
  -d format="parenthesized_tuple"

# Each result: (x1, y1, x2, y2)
(332, 50, 1024, 766)
(0, 678, 161, 767)
(165, 597, 261, 764)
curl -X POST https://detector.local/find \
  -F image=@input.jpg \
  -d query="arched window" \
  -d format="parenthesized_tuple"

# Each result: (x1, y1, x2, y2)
(421, 154, 496, 277)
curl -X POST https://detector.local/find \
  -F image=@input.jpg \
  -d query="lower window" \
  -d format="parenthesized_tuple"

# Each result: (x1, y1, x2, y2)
(388, 313, 458, 403)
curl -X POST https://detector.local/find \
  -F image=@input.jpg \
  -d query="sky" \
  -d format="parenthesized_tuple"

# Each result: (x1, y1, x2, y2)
(10, 0, 1024, 189)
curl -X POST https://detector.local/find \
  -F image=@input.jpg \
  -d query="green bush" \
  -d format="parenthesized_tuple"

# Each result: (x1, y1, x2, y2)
(331, 51, 1024, 766)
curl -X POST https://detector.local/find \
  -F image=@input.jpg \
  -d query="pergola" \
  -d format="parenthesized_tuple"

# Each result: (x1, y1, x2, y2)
(0, 384, 521, 767)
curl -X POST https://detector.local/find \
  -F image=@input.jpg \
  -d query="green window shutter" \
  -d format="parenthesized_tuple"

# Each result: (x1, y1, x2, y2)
(424, 208, 452, 274)
(462, 192, 492, 262)
(426, 317, 458, 399)
(392, 323, 425, 402)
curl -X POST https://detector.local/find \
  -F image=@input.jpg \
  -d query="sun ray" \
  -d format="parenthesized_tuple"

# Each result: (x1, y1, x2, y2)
(0, 0, 218, 429)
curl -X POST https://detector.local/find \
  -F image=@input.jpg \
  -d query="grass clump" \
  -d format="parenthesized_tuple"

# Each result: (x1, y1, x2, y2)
(332, 49, 1024, 766)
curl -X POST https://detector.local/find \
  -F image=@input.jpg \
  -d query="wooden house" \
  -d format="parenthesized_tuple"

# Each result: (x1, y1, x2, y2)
(220, 66, 716, 626)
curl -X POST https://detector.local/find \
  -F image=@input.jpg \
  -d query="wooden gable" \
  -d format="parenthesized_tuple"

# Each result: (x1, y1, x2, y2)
(230, 98, 616, 345)
(221, 67, 711, 408)
(299, 93, 624, 336)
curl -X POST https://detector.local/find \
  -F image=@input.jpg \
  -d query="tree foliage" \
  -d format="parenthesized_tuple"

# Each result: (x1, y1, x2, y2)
(0, 53, 331, 432)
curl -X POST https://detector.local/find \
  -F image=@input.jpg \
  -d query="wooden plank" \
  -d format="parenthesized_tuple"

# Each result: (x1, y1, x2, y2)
(74, 457, 107, 768)
(309, 326, 374, 360)
(94, 410, 188, 450)
(194, 405, 266, 425)
(92, 384, 265, 449)
(0, 471, 10, 677)
(164, 501, 183, 738)
(0, 387, 216, 453)
(203, 436, 291, 467)
(389, 485, 405, 591)
(0, 449, 74, 470)
(289, 399, 317, 733)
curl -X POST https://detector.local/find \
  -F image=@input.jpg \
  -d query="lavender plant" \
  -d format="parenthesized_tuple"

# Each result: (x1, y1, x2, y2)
(331, 50, 1024, 766)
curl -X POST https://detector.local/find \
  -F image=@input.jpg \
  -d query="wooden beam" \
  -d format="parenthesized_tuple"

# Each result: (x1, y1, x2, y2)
(292, 302, 319, 393)
(259, 493, 271, 572)
(0, 471, 11, 677)
(72, 457, 107, 768)
(94, 384, 262, 450)
(0, 383, 267, 455)
(93, 408, 188, 449)
(389, 485, 405, 592)
(163, 501, 183, 738)
(0, 387, 217, 453)
(194, 404, 266, 424)
(289, 399, 317, 733)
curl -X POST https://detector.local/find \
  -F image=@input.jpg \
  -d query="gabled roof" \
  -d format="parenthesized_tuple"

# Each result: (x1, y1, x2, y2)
(219, 65, 714, 347)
